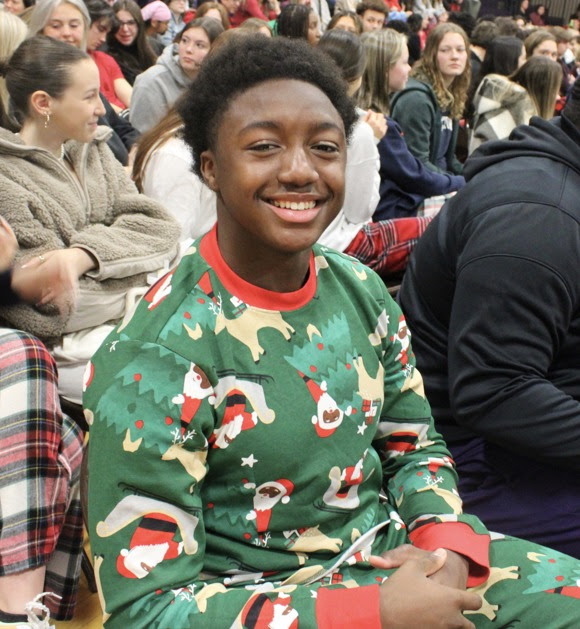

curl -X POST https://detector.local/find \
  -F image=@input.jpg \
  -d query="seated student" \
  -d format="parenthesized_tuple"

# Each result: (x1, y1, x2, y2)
(158, 0, 187, 47)
(356, 0, 388, 32)
(85, 0, 133, 113)
(141, 0, 172, 56)
(276, 4, 320, 46)
(466, 35, 526, 122)
(0, 11, 27, 131)
(132, 103, 218, 251)
(195, 2, 232, 30)
(85, 35, 580, 628)
(27, 0, 141, 165)
(358, 29, 464, 221)
(326, 10, 363, 35)
(229, 0, 280, 28)
(104, 0, 157, 86)
(469, 55, 561, 153)
(317, 29, 431, 278)
(0, 36, 180, 404)
(398, 78, 580, 559)
(130, 17, 223, 133)
(390, 23, 470, 176)
(528, 2, 547, 25)
(467, 20, 499, 97)
(0, 219, 84, 628)
(524, 28, 558, 60)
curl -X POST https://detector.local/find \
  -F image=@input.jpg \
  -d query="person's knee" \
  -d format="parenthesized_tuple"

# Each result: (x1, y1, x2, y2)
(0, 329, 57, 382)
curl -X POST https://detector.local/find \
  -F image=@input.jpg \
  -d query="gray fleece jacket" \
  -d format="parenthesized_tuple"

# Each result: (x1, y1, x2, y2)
(0, 126, 180, 345)
(130, 44, 191, 133)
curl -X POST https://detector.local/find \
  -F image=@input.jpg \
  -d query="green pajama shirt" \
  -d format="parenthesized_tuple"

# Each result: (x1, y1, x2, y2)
(85, 227, 580, 628)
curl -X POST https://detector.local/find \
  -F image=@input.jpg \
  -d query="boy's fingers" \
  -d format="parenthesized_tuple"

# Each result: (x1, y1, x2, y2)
(420, 548, 447, 577)
(461, 591, 483, 612)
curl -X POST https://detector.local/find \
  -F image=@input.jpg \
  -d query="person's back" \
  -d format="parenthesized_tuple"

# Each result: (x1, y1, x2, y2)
(398, 94, 580, 556)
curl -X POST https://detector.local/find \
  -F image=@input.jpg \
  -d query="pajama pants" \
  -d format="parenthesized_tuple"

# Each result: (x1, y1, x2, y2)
(0, 329, 84, 620)
(344, 217, 431, 279)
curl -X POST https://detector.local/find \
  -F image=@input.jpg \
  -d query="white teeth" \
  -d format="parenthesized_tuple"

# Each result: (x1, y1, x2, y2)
(271, 200, 316, 210)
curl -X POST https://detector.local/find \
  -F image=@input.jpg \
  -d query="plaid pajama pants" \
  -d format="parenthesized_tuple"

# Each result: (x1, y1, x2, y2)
(344, 216, 432, 278)
(0, 329, 84, 620)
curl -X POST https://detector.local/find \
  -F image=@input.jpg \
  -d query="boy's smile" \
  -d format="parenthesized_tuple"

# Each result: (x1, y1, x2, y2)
(201, 79, 346, 292)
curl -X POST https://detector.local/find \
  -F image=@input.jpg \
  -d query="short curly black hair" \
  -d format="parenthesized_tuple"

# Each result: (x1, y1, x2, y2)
(178, 35, 358, 179)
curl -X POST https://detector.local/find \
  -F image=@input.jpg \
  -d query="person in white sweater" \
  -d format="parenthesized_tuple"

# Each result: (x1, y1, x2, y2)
(132, 103, 217, 254)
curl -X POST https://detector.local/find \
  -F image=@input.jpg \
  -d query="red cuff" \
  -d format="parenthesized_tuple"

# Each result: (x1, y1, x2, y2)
(316, 584, 381, 629)
(409, 522, 490, 587)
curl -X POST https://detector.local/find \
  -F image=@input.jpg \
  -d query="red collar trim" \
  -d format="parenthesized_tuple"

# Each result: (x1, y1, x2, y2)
(199, 225, 317, 311)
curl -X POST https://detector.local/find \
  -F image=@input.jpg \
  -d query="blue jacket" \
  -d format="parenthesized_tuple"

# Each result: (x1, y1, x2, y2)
(374, 117, 465, 221)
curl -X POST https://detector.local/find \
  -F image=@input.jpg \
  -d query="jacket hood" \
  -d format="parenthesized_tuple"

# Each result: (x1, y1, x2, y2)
(473, 75, 530, 115)
(391, 77, 438, 111)
(464, 115, 580, 182)
(157, 43, 190, 88)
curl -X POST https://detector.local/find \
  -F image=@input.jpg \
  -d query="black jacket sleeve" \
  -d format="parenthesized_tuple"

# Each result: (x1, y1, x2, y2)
(98, 94, 140, 166)
(448, 208, 580, 471)
(0, 269, 19, 305)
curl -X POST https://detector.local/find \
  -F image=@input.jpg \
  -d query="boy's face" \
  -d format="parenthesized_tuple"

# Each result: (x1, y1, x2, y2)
(201, 79, 346, 268)
(361, 9, 384, 32)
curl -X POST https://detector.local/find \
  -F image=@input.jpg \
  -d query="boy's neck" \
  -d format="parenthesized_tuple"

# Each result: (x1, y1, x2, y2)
(216, 226, 312, 294)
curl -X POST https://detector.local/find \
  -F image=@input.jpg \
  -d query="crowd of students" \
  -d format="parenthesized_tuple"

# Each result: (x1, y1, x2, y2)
(0, 0, 579, 626)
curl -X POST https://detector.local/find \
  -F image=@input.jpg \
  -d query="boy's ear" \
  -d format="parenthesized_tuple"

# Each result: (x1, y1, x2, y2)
(200, 150, 219, 192)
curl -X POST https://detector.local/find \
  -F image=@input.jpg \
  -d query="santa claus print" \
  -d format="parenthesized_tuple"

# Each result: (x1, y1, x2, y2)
(116, 512, 184, 579)
(297, 371, 352, 438)
(83, 360, 94, 392)
(209, 389, 259, 449)
(391, 315, 411, 370)
(322, 450, 367, 510)
(245, 479, 294, 533)
(143, 269, 176, 311)
(172, 362, 216, 436)
(240, 592, 299, 629)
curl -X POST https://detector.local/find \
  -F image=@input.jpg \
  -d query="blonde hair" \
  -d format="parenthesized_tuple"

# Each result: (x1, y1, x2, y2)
(0, 12, 28, 130)
(358, 28, 406, 114)
(28, 0, 90, 50)
(412, 22, 470, 119)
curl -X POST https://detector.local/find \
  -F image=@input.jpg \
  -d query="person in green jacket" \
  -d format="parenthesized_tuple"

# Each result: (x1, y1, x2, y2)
(391, 22, 470, 175)
(85, 35, 580, 629)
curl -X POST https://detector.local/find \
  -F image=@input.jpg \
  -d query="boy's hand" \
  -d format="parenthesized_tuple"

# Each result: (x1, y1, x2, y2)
(371, 544, 469, 590)
(377, 549, 481, 628)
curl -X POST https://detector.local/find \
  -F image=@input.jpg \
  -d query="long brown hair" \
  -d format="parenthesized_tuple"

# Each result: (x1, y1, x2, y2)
(411, 22, 470, 119)
(108, 0, 157, 74)
(511, 55, 561, 119)
(132, 105, 183, 191)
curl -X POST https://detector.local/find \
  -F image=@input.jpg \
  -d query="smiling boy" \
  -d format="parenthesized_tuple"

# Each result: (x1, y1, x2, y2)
(85, 36, 580, 628)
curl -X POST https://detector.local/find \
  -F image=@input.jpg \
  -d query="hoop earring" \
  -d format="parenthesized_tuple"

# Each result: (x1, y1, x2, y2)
(44, 112, 51, 128)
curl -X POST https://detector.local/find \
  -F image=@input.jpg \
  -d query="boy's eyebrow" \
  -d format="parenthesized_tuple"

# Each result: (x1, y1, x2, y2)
(239, 120, 344, 134)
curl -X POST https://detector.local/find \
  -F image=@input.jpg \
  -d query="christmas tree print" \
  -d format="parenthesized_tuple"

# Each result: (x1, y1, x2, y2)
(523, 550, 580, 597)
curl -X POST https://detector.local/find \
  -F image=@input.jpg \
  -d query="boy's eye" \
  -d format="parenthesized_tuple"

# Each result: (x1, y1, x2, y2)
(249, 143, 278, 152)
(313, 142, 339, 154)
